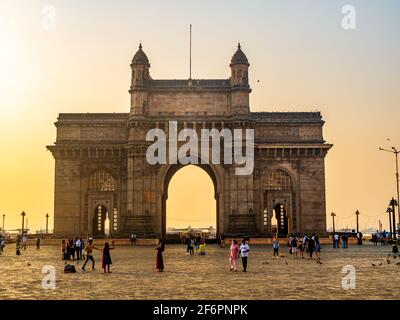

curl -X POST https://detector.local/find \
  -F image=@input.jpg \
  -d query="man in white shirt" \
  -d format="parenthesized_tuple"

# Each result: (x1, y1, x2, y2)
(22, 235, 27, 250)
(75, 238, 82, 260)
(239, 239, 250, 272)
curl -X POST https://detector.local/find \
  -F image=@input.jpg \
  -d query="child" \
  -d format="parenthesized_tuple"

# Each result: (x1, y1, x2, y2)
(199, 239, 206, 255)
(102, 241, 115, 273)
(272, 237, 279, 259)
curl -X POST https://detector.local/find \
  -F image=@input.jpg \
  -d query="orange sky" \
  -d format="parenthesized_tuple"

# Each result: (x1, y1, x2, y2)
(1, 0, 399, 232)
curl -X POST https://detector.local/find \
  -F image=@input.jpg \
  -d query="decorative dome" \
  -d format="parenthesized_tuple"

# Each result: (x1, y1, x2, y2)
(131, 43, 150, 66)
(230, 43, 249, 66)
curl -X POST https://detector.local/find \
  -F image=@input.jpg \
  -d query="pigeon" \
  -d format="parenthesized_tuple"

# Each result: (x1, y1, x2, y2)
(386, 259, 391, 264)
(262, 261, 269, 265)
(280, 255, 286, 258)
(371, 263, 376, 267)
(316, 259, 323, 264)
(285, 260, 288, 265)
(395, 262, 400, 266)
(379, 262, 383, 266)
(27, 262, 31, 266)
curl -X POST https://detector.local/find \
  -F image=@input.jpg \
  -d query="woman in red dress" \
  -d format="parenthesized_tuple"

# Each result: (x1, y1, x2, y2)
(155, 239, 165, 272)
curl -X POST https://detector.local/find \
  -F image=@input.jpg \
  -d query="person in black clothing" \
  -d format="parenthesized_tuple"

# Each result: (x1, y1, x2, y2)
(155, 239, 165, 272)
(308, 236, 315, 259)
(102, 241, 115, 273)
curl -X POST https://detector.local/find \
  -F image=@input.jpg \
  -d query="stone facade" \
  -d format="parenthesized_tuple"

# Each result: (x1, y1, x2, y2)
(47, 43, 332, 238)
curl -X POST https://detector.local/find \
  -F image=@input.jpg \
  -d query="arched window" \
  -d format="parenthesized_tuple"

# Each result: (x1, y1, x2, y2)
(88, 170, 117, 192)
(265, 169, 293, 191)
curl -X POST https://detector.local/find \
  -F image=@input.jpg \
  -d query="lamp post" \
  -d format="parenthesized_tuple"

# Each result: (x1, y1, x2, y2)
(387, 207, 393, 237)
(45, 213, 49, 234)
(379, 146, 400, 228)
(21, 211, 26, 235)
(389, 198, 398, 241)
(355, 210, 360, 234)
(331, 212, 336, 233)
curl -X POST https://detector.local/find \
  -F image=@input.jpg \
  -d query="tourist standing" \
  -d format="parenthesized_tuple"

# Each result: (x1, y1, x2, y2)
(16, 240, 21, 255)
(155, 239, 165, 272)
(272, 237, 279, 259)
(82, 239, 101, 271)
(308, 235, 315, 259)
(220, 234, 226, 248)
(229, 240, 239, 271)
(102, 241, 115, 273)
(80, 237, 85, 259)
(239, 239, 250, 272)
(357, 232, 363, 245)
(22, 234, 27, 250)
(70, 238, 76, 260)
(199, 239, 206, 255)
(75, 237, 81, 260)
(314, 234, 321, 259)
(298, 239, 304, 259)
(61, 240, 67, 260)
(333, 233, 339, 248)
(189, 237, 195, 255)
(291, 235, 298, 259)
(36, 237, 41, 250)
(0, 235, 5, 252)
(195, 234, 201, 252)
(342, 234, 348, 248)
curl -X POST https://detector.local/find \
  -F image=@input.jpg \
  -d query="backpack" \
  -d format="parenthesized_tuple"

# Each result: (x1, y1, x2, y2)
(64, 264, 76, 273)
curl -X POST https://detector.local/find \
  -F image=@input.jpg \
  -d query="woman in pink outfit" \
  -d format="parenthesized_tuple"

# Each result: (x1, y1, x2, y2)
(229, 240, 240, 271)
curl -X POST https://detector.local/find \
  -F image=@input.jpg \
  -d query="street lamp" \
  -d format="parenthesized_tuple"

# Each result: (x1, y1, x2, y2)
(355, 210, 360, 234)
(331, 212, 336, 233)
(21, 211, 26, 235)
(46, 213, 49, 234)
(379, 146, 400, 226)
(389, 198, 398, 241)
(387, 207, 393, 237)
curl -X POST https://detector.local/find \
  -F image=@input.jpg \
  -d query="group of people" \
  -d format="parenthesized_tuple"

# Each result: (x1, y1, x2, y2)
(286, 233, 321, 259)
(60, 236, 115, 273)
(61, 237, 85, 261)
(185, 234, 207, 255)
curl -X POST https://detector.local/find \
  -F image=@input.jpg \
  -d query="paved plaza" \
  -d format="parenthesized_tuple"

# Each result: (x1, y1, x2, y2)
(0, 243, 399, 300)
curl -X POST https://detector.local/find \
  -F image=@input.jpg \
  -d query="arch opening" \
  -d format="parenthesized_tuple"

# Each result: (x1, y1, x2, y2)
(163, 164, 218, 240)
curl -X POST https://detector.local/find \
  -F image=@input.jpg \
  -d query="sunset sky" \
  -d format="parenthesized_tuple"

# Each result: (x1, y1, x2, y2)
(0, 0, 399, 232)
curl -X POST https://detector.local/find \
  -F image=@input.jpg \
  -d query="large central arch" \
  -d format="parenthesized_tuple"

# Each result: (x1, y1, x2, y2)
(160, 163, 221, 239)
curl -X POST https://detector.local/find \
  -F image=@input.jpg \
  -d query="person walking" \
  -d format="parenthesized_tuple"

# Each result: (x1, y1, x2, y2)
(272, 237, 279, 259)
(155, 239, 165, 272)
(70, 238, 76, 260)
(239, 239, 250, 272)
(229, 239, 239, 271)
(82, 239, 101, 271)
(102, 241, 115, 273)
